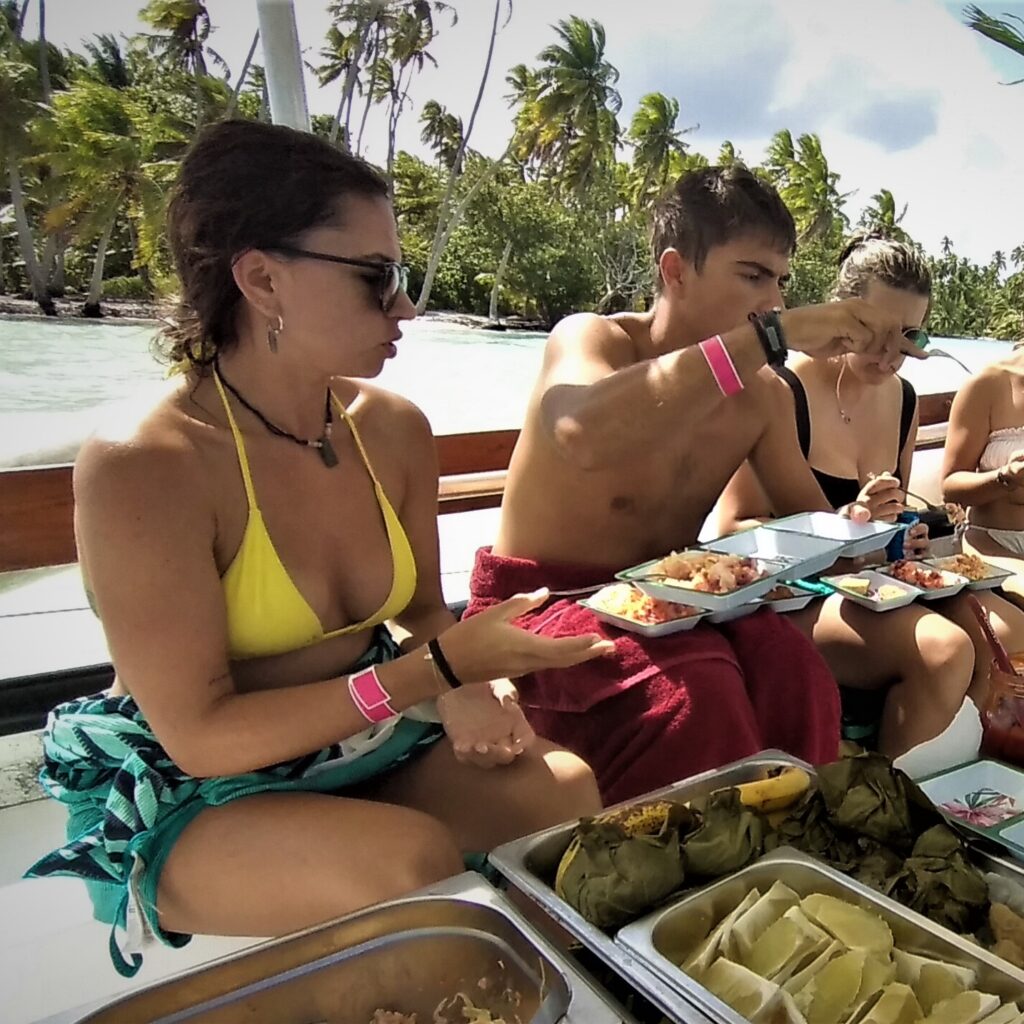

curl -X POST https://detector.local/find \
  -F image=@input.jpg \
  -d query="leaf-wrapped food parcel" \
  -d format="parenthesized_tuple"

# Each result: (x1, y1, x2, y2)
(554, 802, 696, 930)
(683, 788, 766, 878)
(816, 754, 944, 851)
(885, 825, 989, 935)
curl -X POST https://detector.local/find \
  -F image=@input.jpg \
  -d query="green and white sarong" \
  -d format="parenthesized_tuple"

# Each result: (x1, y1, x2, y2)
(24, 627, 443, 976)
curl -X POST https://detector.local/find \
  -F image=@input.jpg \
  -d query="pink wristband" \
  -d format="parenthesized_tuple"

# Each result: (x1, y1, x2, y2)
(699, 335, 743, 397)
(348, 666, 397, 724)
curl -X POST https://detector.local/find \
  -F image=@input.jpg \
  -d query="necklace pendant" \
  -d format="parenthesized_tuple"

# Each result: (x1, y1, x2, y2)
(319, 436, 339, 468)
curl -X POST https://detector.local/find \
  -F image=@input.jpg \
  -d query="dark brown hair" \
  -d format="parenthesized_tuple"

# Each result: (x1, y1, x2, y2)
(833, 233, 932, 302)
(159, 119, 390, 367)
(651, 165, 796, 292)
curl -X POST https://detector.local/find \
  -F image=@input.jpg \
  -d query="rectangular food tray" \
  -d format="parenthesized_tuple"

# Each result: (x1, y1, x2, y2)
(490, 751, 811, 1023)
(616, 848, 1024, 1024)
(56, 874, 627, 1024)
(764, 512, 901, 560)
(700, 527, 846, 580)
(617, 553, 791, 612)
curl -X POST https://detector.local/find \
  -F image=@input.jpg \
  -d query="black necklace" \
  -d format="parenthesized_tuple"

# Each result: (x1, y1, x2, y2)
(214, 359, 338, 468)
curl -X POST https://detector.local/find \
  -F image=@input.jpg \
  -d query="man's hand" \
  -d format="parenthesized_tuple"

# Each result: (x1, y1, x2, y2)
(780, 299, 927, 370)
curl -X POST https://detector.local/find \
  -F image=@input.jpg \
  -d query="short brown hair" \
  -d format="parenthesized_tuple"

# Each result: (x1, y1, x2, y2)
(833, 233, 932, 302)
(160, 119, 390, 367)
(651, 165, 796, 292)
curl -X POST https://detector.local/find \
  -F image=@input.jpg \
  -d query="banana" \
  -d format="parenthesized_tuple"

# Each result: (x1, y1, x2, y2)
(733, 766, 811, 813)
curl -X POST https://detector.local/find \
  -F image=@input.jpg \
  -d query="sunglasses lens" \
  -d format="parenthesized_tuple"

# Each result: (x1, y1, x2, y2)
(905, 329, 930, 350)
(381, 265, 409, 312)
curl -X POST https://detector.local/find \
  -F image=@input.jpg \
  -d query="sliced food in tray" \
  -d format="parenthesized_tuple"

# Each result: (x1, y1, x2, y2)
(879, 560, 969, 600)
(617, 850, 1024, 1024)
(618, 549, 788, 611)
(701, 525, 847, 580)
(581, 583, 706, 637)
(924, 554, 1014, 591)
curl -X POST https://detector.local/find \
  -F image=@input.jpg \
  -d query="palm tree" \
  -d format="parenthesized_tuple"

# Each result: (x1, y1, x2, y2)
(138, 0, 226, 125)
(83, 33, 132, 89)
(628, 92, 694, 206)
(419, 98, 463, 171)
(38, 78, 182, 315)
(772, 132, 850, 243)
(1012, 244, 1024, 269)
(530, 16, 622, 194)
(717, 140, 743, 167)
(860, 189, 910, 241)
(0, 50, 54, 312)
(965, 5, 1024, 82)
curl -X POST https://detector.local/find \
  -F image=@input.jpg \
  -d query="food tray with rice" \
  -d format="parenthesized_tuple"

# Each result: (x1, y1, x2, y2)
(580, 583, 708, 637)
(923, 555, 1015, 592)
(44, 873, 628, 1024)
(617, 550, 790, 612)
(700, 526, 847, 580)
(820, 570, 923, 611)
(492, 751, 1024, 1024)
(764, 512, 901, 560)
(617, 848, 1024, 1024)
(877, 560, 970, 600)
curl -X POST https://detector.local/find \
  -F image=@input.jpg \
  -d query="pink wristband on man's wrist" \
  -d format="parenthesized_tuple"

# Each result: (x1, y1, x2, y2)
(699, 335, 744, 397)
(348, 666, 397, 724)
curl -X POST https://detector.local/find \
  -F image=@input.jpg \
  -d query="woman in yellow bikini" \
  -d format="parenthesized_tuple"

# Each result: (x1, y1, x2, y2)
(26, 120, 611, 975)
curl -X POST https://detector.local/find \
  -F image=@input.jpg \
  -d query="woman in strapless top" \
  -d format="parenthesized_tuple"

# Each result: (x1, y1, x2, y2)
(945, 349, 1024, 567)
(720, 235, 1024, 762)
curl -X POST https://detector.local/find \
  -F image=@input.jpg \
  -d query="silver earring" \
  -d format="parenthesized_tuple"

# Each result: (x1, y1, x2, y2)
(267, 315, 284, 353)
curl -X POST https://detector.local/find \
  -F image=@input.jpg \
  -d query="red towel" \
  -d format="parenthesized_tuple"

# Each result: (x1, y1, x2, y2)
(465, 547, 840, 804)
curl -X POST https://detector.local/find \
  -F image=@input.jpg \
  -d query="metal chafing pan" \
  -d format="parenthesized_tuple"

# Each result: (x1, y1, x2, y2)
(489, 751, 809, 1023)
(617, 848, 1024, 1024)
(56, 873, 629, 1024)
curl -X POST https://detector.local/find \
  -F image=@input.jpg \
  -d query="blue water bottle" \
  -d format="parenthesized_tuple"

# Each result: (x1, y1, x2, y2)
(885, 511, 920, 562)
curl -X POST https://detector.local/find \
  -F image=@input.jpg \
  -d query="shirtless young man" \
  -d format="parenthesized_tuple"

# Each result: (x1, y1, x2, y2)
(465, 165, 922, 802)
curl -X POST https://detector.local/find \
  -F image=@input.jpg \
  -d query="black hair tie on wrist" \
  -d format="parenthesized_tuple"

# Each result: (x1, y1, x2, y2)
(427, 636, 463, 688)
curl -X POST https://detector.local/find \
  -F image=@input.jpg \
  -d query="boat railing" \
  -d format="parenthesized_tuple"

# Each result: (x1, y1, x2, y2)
(0, 394, 956, 574)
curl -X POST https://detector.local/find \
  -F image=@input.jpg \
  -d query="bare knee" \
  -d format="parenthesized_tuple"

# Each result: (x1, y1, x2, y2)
(511, 741, 602, 827)
(914, 619, 973, 707)
(385, 810, 464, 895)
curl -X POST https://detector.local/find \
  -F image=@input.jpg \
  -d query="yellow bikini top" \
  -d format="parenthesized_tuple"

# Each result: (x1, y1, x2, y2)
(213, 372, 417, 661)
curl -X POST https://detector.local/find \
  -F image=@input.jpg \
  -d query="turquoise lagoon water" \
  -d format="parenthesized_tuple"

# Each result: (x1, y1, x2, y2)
(0, 316, 1014, 467)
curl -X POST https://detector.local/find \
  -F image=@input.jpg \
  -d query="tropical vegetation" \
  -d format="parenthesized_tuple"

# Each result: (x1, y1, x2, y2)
(0, 0, 1021, 340)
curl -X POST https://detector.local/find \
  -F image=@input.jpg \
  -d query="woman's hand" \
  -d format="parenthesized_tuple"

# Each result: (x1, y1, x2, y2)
(437, 589, 615, 685)
(1001, 451, 1024, 488)
(436, 678, 536, 768)
(903, 521, 930, 559)
(854, 473, 905, 523)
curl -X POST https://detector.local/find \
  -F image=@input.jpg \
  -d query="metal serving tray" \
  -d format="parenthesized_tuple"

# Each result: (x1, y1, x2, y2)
(764, 512, 901, 560)
(617, 848, 1024, 1024)
(700, 527, 846, 580)
(490, 751, 809, 1024)
(57, 874, 628, 1024)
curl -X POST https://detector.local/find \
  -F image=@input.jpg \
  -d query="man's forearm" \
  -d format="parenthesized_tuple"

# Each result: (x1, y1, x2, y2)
(545, 324, 769, 470)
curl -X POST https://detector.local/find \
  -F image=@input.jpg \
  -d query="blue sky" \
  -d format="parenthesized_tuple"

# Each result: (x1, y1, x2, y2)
(35, 0, 1024, 266)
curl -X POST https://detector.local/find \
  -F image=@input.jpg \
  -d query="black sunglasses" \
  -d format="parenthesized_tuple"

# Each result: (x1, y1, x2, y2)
(904, 327, 930, 350)
(267, 245, 410, 312)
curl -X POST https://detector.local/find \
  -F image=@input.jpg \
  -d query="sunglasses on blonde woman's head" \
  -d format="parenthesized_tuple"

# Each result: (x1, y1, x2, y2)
(266, 245, 410, 312)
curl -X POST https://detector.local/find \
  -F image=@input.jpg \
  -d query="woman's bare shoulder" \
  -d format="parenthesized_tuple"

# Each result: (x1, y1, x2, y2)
(338, 378, 433, 442)
(75, 380, 211, 508)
